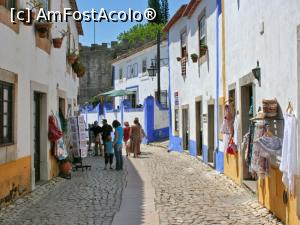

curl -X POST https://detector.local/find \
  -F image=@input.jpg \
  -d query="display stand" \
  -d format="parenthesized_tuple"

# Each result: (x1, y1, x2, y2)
(69, 116, 91, 171)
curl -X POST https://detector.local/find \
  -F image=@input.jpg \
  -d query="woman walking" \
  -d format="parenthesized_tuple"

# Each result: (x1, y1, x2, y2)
(130, 118, 142, 158)
(112, 120, 124, 171)
(123, 122, 131, 157)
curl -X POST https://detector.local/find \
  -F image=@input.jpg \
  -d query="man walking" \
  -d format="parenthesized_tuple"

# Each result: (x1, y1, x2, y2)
(101, 119, 113, 157)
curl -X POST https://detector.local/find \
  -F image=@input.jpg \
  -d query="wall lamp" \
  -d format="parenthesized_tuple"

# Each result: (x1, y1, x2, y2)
(252, 61, 261, 87)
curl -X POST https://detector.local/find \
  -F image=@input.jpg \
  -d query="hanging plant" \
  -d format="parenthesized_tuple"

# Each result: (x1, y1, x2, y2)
(53, 30, 68, 48)
(200, 43, 208, 57)
(190, 53, 199, 63)
(72, 61, 86, 78)
(67, 49, 79, 65)
(35, 20, 52, 38)
(20, 0, 43, 26)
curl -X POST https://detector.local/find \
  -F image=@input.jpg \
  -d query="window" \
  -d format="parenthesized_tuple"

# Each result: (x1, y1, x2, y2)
(199, 15, 206, 45)
(155, 90, 168, 108)
(180, 31, 187, 76)
(0, 81, 13, 145)
(1, 0, 16, 10)
(142, 59, 147, 74)
(127, 64, 138, 79)
(127, 92, 137, 108)
(174, 109, 179, 134)
(119, 67, 123, 80)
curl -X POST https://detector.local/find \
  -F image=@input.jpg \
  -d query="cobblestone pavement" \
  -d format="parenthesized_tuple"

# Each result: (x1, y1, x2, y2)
(141, 145, 283, 225)
(0, 157, 126, 225)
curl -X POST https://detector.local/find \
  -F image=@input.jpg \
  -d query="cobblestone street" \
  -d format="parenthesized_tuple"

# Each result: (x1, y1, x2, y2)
(0, 158, 126, 225)
(0, 144, 283, 225)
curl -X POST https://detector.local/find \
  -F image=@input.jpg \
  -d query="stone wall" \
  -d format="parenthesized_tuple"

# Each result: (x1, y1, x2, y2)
(78, 42, 118, 104)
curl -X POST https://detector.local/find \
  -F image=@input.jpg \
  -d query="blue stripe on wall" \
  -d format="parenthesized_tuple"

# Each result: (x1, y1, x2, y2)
(215, 151, 224, 173)
(169, 135, 182, 152)
(202, 145, 209, 164)
(189, 140, 197, 157)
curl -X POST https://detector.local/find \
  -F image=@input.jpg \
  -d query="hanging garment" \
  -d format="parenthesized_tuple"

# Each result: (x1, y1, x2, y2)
(48, 115, 63, 142)
(280, 114, 298, 194)
(221, 104, 234, 135)
(242, 132, 250, 162)
(223, 133, 231, 152)
(254, 135, 282, 157)
(251, 142, 270, 178)
(233, 114, 242, 149)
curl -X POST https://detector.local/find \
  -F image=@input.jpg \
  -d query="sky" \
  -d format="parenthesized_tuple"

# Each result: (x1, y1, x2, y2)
(77, 0, 189, 46)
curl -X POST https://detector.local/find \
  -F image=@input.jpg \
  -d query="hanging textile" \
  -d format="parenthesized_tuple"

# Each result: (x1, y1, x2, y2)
(254, 135, 282, 157)
(48, 114, 63, 142)
(280, 114, 298, 194)
(233, 113, 242, 149)
(221, 104, 234, 135)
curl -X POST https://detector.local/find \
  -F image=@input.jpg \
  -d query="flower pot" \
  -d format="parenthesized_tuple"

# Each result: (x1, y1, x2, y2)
(35, 22, 51, 38)
(59, 161, 72, 175)
(176, 57, 181, 62)
(53, 38, 63, 48)
(68, 56, 77, 65)
(191, 55, 199, 63)
(200, 46, 208, 57)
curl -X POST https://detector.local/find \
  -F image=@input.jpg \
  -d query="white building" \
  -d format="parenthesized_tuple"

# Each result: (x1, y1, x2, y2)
(166, 0, 223, 170)
(104, 40, 170, 142)
(224, 0, 300, 223)
(112, 40, 169, 109)
(0, 0, 83, 203)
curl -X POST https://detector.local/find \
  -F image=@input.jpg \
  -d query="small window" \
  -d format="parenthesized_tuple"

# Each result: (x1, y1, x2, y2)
(180, 31, 187, 58)
(119, 67, 123, 80)
(199, 15, 207, 45)
(142, 59, 147, 74)
(0, 81, 13, 145)
(1, 0, 16, 10)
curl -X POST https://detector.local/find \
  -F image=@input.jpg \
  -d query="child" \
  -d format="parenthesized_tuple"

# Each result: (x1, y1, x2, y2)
(104, 136, 114, 170)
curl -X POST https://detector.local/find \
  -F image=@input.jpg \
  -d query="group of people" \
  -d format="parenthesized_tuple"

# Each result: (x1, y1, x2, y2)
(89, 118, 146, 171)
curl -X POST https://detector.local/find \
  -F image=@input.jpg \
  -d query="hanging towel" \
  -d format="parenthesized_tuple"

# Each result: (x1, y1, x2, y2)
(280, 114, 298, 194)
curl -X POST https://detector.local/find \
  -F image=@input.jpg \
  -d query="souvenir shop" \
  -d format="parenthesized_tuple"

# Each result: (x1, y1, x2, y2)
(48, 110, 89, 179)
(222, 95, 299, 224)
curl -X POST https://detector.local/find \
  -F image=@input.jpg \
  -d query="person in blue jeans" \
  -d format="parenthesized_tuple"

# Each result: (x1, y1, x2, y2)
(104, 136, 114, 170)
(112, 120, 124, 171)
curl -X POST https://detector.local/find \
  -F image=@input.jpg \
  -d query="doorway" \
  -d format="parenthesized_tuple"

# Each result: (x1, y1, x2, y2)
(33, 92, 42, 182)
(195, 100, 203, 156)
(182, 107, 189, 151)
(240, 84, 256, 190)
(207, 103, 215, 165)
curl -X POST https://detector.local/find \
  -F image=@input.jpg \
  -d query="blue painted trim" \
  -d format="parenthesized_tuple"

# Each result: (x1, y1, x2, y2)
(169, 135, 183, 152)
(167, 32, 173, 150)
(120, 97, 124, 126)
(215, 151, 224, 173)
(189, 140, 197, 157)
(126, 85, 139, 90)
(144, 96, 155, 142)
(153, 127, 169, 141)
(202, 145, 209, 164)
(106, 109, 120, 113)
(124, 108, 144, 112)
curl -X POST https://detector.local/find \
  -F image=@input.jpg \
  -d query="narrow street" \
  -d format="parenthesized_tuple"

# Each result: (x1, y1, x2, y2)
(0, 144, 283, 225)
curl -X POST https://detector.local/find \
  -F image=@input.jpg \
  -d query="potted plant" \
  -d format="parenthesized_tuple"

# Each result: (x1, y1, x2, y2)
(72, 61, 86, 77)
(20, 0, 43, 26)
(35, 20, 52, 38)
(52, 30, 68, 48)
(67, 50, 79, 65)
(176, 57, 182, 62)
(191, 53, 199, 63)
(200, 42, 208, 57)
(59, 157, 73, 178)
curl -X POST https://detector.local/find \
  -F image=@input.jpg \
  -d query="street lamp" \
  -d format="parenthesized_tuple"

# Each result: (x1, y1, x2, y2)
(147, 60, 157, 77)
(252, 61, 261, 87)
